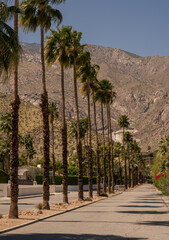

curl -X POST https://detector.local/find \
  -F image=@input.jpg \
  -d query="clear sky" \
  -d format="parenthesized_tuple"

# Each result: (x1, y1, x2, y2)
(16, 0, 169, 57)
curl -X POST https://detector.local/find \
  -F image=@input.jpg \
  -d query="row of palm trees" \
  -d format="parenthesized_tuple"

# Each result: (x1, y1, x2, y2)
(0, 0, 144, 219)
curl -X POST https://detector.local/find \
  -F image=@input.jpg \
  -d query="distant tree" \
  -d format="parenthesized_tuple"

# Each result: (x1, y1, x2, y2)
(19, 134, 36, 165)
(118, 115, 130, 189)
(124, 131, 133, 188)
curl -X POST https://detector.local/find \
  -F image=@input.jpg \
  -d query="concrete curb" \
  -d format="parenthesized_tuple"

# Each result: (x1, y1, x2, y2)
(0, 192, 122, 234)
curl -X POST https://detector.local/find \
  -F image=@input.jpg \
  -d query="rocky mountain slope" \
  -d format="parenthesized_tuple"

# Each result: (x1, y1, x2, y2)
(0, 43, 168, 151)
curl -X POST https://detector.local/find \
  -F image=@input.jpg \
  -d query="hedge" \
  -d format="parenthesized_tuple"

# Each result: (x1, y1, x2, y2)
(0, 169, 9, 183)
(35, 174, 97, 185)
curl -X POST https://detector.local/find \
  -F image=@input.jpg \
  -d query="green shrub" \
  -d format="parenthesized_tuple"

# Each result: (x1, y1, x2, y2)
(68, 176, 78, 185)
(35, 175, 63, 185)
(68, 166, 78, 176)
(0, 169, 9, 183)
(155, 175, 169, 195)
(35, 174, 97, 186)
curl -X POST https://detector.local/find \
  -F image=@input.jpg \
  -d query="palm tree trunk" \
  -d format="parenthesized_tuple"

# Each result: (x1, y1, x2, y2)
(61, 65, 68, 203)
(108, 104, 114, 192)
(40, 25, 50, 210)
(73, 63, 83, 201)
(128, 146, 131, 188)
(93, 93, 100, 196)
(51, 120, 55, 186)
(101, 104, 106, 193)
(118, 155, 122, 185)
(123, 127, 127, 190)
(87, 79, 93, 199)
(106, 104, 111, 194)
(9, 0, 20, 219)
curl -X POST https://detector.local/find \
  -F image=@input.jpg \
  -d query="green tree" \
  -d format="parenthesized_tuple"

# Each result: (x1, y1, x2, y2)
(45, 26, 71, 203)
(19, 134, 36, 165)
(118, 115, 130, 189)
(0, 2, 21, 80)
(0, 112, 12, 172)
(20, 0, 64, 210)
(48, 102, 59, 186)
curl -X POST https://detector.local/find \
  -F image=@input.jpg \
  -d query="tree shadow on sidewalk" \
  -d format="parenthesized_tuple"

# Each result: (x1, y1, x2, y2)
(137, 221, 169, 226)
(116, 210, 167, 214)
(0, 233, 148, 240)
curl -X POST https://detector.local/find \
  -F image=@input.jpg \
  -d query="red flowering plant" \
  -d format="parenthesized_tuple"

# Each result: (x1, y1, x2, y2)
(155, 173, 167, 181)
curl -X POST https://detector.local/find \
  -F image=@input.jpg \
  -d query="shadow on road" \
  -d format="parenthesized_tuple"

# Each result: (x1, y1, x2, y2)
(118, 205, 162, 208)
(0, 233, 148, 240)
(137, 221, 169, 226)
(116, 210, 167, 214)
(130, 201, 163, 204)
(0, 203, 34, 206)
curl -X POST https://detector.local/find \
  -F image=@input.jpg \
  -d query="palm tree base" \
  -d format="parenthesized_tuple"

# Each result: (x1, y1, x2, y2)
(8, 202, 18, 219)
(42, 201, 50, 210)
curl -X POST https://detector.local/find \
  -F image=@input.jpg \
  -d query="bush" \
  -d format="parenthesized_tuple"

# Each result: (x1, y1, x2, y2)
(0, 169, 9, 183)
(35, 175, 62, 185)
(35, 174, 97, 186)
(68, 166, 78, 176)
(154, 174, 169, 195)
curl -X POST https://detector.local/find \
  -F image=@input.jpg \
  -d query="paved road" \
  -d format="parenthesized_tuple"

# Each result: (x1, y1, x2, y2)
(1, 184, 169, 240)
(0, 191, 96, 216)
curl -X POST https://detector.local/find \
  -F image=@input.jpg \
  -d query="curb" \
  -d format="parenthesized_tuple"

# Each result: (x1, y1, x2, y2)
(0, 192, 122, 234)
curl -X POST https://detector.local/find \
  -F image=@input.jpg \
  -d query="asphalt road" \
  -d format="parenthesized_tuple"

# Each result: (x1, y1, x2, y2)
(1, 184, 169, 240)
(0, 191, 96, 216)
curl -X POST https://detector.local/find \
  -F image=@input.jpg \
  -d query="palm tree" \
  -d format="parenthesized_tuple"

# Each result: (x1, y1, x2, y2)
(69, 29, 84, 201)
(118, 115, 130, 189)
(20, 0, 64, 209)
(45, 26, 72, 203)
(19, 134, 36, 164)
(91, 72, 101, 196)
(114, 142, 123, 185)
(95, 79, 115, 193)
(48, 102, 59, 186)
(4, 0, 22, 219)
(77, 51, 98, 199)
(0, 2, 21, 80)
(124, 131, 133, 188)
(0, 112, 12, 173)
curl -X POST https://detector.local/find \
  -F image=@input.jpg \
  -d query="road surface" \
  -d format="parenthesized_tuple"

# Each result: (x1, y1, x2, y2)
(1, 184, 169, 240)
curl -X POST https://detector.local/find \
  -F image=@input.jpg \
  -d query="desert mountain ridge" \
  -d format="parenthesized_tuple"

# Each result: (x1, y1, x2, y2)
(0, 42, 168, 152)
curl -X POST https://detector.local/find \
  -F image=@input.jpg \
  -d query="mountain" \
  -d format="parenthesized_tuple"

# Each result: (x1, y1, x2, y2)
(0, 42, 168, 151)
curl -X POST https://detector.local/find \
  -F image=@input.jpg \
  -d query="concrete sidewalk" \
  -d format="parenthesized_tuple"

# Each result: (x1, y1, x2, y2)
(1, 184, 169, 240)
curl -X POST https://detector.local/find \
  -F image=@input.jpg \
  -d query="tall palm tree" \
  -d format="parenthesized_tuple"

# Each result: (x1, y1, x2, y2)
(20, 0, 64, 209)
(114, 142, 123, 185)
(95, 79, 115, 193)
(90, 71, 101, 196)
(45, 25, 74, 203)
(2, 0, 22, 219)
(77, 52, 99, 198)
(118, 115, 130, 189)
(69, 29, 84, 201)
(48, 102, 59, 186)
(124, 131, 133, 188)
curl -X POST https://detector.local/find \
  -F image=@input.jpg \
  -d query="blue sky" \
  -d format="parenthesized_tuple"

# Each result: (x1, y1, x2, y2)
(16, 0, 169, 57)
